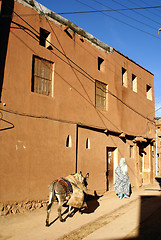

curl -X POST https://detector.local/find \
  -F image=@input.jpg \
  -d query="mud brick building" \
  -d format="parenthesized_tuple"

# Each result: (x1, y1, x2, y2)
(0, 0, 156, 204)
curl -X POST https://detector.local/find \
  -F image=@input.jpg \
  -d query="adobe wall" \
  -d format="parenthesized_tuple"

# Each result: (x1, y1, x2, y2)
(0, 0, 155, 204)
(0, 111, 76, 202)
(1, 1, 155, 136)
(77, 127, 138, 195)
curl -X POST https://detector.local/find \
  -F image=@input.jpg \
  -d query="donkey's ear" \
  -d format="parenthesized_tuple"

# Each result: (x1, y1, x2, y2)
(86, 173, 89, 180)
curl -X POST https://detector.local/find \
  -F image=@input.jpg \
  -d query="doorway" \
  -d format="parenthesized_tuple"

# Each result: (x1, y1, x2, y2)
(106, 147, 117, 191)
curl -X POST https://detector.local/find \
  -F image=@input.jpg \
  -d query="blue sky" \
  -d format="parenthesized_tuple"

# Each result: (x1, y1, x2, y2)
(37, 0, 161, 117)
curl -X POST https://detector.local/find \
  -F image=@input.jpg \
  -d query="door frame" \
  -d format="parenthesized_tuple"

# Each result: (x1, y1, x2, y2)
(106, 147, 118, 191)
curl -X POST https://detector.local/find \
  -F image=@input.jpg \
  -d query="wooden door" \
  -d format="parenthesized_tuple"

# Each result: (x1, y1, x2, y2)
(106, 147, 115, 191)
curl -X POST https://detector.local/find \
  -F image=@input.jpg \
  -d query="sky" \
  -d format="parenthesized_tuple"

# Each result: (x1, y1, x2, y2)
(37, 0, 161, 117)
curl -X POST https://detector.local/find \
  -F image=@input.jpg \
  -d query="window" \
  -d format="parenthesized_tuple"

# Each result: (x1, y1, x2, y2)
(132, 74, 137, 92)
(95, 80, 107, 110)
(146, 84, 152, 101)
(98, 57, 104, 71)
(122, 67, 127, 87)
(66, 135, 72, 148)
(86, 138, 90, 149)
(64, 26, 73, 39)
(39, 27, 52, 49)
(31, 55, 53, 96)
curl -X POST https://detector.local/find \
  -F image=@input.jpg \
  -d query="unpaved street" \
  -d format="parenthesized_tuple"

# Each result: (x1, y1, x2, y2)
(0, 185, 161, 240)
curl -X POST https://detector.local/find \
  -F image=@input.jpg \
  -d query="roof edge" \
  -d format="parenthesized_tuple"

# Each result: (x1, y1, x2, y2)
(114, 48, 154, 75)
(20, 0, 113, 53)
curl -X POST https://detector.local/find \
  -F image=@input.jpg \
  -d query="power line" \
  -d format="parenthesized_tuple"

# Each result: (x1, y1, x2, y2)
(37, 2, 156, 124)
(36, 2, 155, 110)
(155, 106, 161, 113)
(91, 0, 159, 31)
(140, 0, 161, 18)
(11, 22, 155, 125)
(57, 5, 161, 15)
(109, 0, 161, 26)
(75, 0, 160, 39)
(7, 5, 156, 124)
(127, 0, 161, 25)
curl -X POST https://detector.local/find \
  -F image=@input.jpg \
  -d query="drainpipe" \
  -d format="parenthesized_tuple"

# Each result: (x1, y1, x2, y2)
(156, 130, 158, 176)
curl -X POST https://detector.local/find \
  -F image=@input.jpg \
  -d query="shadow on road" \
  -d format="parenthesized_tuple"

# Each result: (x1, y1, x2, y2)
(120, 189, 161, 240)
(80, 192, 102, 214)
(47, 192, 102, 227)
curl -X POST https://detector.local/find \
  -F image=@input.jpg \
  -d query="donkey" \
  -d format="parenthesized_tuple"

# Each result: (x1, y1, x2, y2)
(46, 171, 89, 226)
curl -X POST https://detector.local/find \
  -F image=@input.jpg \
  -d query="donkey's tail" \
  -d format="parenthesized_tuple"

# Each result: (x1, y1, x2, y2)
(48, 181, 57, 202)
(46, 182, 57, 227)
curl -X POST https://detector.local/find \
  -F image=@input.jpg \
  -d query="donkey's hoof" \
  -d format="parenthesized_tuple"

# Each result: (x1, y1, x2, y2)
(68, 213, 74, 217)
(60, 218, 65, 222)
(46, 221, 50, 227)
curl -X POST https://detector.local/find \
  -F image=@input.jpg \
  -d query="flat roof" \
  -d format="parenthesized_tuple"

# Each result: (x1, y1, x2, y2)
(18, 0, 153, 75)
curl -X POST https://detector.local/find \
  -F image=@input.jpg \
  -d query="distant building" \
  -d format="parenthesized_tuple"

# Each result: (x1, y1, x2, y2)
(155, 118, 161, 177)
(0, 0, 156, 204)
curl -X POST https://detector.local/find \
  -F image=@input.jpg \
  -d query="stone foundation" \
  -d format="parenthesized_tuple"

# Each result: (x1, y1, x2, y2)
(0, 200, 48, 216)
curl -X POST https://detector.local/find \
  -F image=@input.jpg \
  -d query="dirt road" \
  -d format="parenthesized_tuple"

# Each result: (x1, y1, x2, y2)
(0, 185, 161, 240)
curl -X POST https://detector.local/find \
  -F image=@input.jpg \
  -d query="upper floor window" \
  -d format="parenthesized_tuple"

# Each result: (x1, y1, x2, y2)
(98, 57, 104, 71)
(39, 27, 52, 49)
(86, 138, 90, 149)
(146, 84, 152, 101)
(66, 135, 72, 148)
(132, 74, 137, 93)
(95, 80, 108, 110)
(31, 55, 54, 97)
(122, 67, 127, 87)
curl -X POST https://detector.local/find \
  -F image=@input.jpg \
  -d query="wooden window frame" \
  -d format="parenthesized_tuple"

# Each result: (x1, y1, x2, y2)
(95, 80, 107, 110)
(31, 55, 54, 97)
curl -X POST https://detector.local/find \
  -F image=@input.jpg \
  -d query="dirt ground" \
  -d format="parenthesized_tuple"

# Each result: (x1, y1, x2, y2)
(0, 185, 161, 240)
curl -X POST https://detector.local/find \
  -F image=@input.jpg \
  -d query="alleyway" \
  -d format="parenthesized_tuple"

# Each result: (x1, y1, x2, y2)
(0, 183, 161, 240)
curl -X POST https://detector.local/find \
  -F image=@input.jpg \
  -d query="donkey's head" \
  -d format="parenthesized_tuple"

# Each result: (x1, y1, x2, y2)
(74, 171, 89, 187)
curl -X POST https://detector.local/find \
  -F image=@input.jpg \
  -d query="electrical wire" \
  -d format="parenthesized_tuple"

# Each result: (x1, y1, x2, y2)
(127, 0, 161, 25)
(91, 0, 160, 31)
(57, 5, 161, 15)
(75, 0, 160, 39)
(140, 0, 161, 18)
(5, 4, 156, 126)
(109, 0, 161, 26)
(38, 2, 157, 130)
(11, 18, 155, 125)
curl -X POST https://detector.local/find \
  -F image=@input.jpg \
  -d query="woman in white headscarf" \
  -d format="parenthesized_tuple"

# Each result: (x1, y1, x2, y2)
(114, 158, 130, 199)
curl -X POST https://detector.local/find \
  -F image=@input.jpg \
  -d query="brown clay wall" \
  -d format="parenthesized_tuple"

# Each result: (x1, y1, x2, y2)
(77, 127, 137, 195)
(0, 111, 76, 202)
(0, 0, 155, 203)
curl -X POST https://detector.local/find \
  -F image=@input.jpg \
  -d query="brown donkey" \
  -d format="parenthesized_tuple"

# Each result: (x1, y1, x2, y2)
(46, 172, 89, 226)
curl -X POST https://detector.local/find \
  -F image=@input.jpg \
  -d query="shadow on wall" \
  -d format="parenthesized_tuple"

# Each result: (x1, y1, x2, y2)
(0, 111, 14, 131)
(0, 0, 14, 99)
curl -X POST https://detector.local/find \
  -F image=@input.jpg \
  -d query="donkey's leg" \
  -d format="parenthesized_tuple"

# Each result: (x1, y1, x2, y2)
(57, 194, 64, 222)
(46, 191, 54, 226)
(68, 205, 73, 217)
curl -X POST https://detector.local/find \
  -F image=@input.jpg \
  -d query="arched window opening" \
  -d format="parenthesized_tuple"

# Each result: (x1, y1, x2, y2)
(86, 138, 90, 149)
(66, 135, 72, 148)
